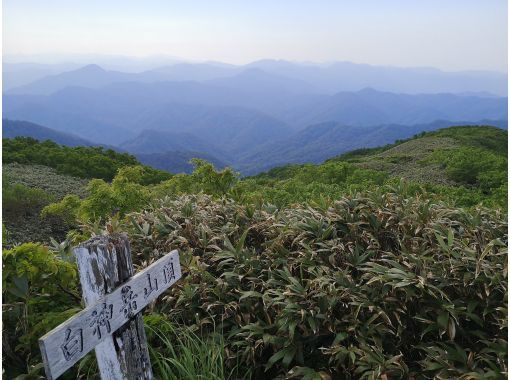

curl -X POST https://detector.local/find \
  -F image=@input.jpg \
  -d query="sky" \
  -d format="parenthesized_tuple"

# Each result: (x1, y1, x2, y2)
(2, 0, 508, 72)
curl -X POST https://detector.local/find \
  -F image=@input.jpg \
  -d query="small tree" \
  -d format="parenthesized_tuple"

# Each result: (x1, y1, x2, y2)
(190, 159, 238, 196)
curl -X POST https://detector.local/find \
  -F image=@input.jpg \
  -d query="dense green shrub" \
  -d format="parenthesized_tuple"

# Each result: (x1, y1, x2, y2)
(153, 159, 238, 199)
(2, 243, 80, 378)
(3, 181, 54, 216)
(125, 193, 507, 379)
(427, 126, 507, 155)
(424, 146, 507, 210)
(230, 162, 387, 208)
(41, 194, 82, 226)
(2, 170, 82, 246)
(331, 125, 507, 163)
(428, 147, 507, 186)
(79, 166, 152, 220)
(44, 166, 156, 221)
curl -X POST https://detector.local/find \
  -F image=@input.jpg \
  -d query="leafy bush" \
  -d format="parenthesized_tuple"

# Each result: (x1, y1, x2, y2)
(45, 166, 154, 221)
(4, 192, 507, 379)
(125, 193, 507, 379)
(2, 243, 79, 378)
(41, 194, 82, 226)
(153, 159, 238, 199)
(428, 147, 507, 186)
(2, 170, 83, 246)
(3, 181, 54, 216)
(236, 162, 387, 207)
(424, 146, 507, 210)
(331, 125, 507, 163)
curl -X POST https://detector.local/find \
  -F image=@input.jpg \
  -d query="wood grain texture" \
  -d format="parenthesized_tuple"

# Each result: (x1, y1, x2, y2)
(38, 235, 181, 379)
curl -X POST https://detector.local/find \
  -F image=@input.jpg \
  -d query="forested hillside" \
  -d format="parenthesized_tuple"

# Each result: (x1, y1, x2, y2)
(3, 136, 171, 182)
(2, 125, 507, 379)
(2, 138, 171, 245)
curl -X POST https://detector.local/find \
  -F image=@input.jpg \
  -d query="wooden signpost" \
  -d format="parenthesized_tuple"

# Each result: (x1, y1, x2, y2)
(38, 234, 182, 380)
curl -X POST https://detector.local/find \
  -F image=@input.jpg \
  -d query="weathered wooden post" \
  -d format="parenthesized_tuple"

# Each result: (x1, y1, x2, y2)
(38, 234, 182, 380)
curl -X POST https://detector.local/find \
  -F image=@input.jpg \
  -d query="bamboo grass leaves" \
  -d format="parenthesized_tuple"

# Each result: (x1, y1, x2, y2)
(127, 192, 507, 378)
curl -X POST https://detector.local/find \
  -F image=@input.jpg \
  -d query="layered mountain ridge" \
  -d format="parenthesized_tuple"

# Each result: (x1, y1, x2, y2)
(3, 61, 507, 175)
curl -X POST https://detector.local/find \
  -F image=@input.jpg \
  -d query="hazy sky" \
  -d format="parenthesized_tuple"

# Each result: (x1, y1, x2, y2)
(3, 0, 508, 72)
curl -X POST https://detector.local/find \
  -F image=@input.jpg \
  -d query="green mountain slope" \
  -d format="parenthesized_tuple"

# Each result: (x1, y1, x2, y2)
(236, 119, 507, 175)
(331, 125, 507, 185)
(3, 163, 89, 199)
(241, 125, 507, 209)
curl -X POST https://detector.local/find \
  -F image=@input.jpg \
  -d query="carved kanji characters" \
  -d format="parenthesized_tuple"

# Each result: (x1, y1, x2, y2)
(89, 303, 113, 339)
(162, 260, 176, 283)
(120, 285, 138, 318)
(143, 273, 158, 299)
(60, 328, 83, 361)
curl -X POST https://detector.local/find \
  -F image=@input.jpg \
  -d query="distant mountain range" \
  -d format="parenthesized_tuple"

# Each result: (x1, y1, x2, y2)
(4, 60, 508, 96)
(119, 129, 228, 158)
(3, 79, 507, 144)
(3, 118, 507, 176)
(3, 62, 82, 91)
(2, 61, 508, 176)
(277, 88, 508, 128)
(2, 119, 96, 147)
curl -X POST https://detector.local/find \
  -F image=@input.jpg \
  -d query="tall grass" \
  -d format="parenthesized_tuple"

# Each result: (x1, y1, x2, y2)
(147, 318, 226, 380)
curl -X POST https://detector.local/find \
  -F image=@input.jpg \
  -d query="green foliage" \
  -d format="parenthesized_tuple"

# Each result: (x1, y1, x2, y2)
(331, 144, 400, 162)
(2, 167, 85, 246)
(428, 147, 506, 185)
(3, 137, 171, 183)
(426, 125, 507, 154)
(236, 162, 387, 207)
(331, 125, 507, 163)
(125, 193, 507, 379)
(146, 314, 227, 380)
(323, 126, 508, 211)
(3, 243, 80, 378)
(425, 146, 507, 209)
(190, 159, 238, 195)
(41, 165, 159, 224)
(3, 184, 62, 246)
(41, 194, 82, 226)
(153, 159, 239, 199)
(2, 243, 75, 288)
(78, 166, 152, 220)
(42, 159, 238, 225)
(3, 163, 89, 200)
(138, 165, 174, 185)
(3, 223, 9, 245)
(3, 181, 54, 216)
